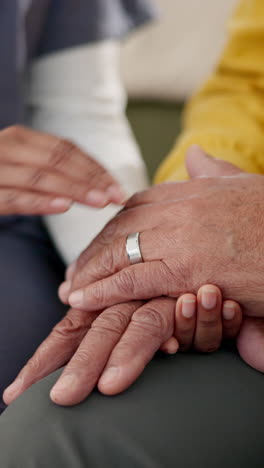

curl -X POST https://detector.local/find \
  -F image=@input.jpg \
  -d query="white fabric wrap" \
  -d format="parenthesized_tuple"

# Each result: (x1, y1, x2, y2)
(26, 42, 149, 264)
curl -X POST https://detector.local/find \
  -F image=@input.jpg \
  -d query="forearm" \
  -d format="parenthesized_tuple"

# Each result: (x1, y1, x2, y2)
(26, 42, 149, 264)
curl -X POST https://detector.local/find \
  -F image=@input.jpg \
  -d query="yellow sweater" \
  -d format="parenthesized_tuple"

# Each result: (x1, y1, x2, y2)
(155, 0, 264, 183)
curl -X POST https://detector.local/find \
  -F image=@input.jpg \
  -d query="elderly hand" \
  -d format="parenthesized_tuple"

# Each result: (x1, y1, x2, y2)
(63, 151, 264, 320)
(0, 125, 124, 215)
(3, 148, 246, 407)
(63, 147, 264, 374)
(3, 284, 241, 406)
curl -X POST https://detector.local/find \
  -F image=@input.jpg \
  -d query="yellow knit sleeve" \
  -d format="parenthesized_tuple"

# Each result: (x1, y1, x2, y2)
(155, 0, 264, 183)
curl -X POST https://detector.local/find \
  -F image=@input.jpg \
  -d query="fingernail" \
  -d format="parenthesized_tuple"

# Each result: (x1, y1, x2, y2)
(107, 185, 127, 204)
(50, 375, 76, 399)
(69, 290, 84, 308)
(50, 198, 72, 210)
(86, 190, 109, 206)
(201, 288, 217, 310)
(182, 299, 196, 318)
(66, 261, 77, 281)
(99, 367, 120, 386)
(223, 303, 236, 321)
(58, 281, 72, 302)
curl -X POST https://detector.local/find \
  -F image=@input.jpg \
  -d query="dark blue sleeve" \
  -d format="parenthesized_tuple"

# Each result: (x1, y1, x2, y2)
(35, 0, 156, 57)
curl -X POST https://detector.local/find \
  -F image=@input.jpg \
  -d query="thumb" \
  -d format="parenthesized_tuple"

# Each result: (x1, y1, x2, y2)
(186, 145, 243, 178)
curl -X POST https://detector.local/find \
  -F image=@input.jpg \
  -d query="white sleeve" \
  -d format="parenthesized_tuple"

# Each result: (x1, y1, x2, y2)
(26, 42, 149, 265)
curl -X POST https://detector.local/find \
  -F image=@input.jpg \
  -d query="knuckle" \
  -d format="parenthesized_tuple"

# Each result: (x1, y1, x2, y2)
(117, 269, 137, 295)
(132, 307, 165, 337)
(25, 356, 42, 376)
(49, 138, 76, 170)
(198, 318, 221, 330)
(21, 194, 43, 211)
(101, 247, 116, 275)
(92, 307, 129, 335)
(68, 354, 102, 379)
(27, 168, 45, 187)
(69, 348, 91, 365)
(84, 159, 108, 188)
(52, 312, 89, 341)
(89, 281, 106, 304)
(3, 190, 18, 206)
(66, 179, 85, 199)
(162, 259, 191, 294)
(100, 219, 119, 246)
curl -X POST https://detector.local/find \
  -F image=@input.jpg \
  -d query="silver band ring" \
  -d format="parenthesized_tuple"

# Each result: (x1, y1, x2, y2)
(126, 232, 143, 265)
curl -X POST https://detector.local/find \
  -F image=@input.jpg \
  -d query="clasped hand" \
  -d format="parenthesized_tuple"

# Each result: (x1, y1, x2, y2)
(4, 147, 264, 407)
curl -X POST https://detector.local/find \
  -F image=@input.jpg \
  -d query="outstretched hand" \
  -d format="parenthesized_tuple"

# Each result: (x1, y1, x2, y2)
(0, 125, 125, 215)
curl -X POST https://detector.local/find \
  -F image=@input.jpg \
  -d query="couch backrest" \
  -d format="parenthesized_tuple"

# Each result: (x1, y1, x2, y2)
(121, 0, 237, 101)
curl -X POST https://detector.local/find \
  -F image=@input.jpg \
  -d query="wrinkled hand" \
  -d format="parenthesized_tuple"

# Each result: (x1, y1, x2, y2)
(63, 149, 264, 320)
(3, 148, 246, 407)
(63, 147, 264, 372)
(0, 125, 124, 215)
(64, 146, 264, 374)
(3, 284, 242, 407)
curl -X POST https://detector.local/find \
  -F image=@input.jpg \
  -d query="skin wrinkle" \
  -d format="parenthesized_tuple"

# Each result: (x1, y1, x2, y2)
(6, 154, 264, 407)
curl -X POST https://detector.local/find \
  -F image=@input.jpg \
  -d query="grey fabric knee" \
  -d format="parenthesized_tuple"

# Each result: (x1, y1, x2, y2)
(0, 349, 263, 468)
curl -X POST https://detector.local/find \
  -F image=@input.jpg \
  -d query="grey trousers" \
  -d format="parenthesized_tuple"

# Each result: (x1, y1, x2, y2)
(0, 215, 67, 413)
(0, 348, 263, 468)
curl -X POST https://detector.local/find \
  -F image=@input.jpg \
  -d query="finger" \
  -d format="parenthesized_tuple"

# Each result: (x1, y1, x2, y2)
(67, 179, 223, 287)
(68, 260, 179, 312)
(174, 294, 197, 351)
(62, 205, 156, 299)
(160, 337, 179, 354)
(3, 309, 97, 405)
(194, 285, 222, 353)
(0, 189, 72, 215)
(237, 318, 264, 373)
(60, 227, 163, 303)
(69, 228, 160, 295)
(59, 235, 134, 304)
(98, 297, 175, 395)
(65, 261, 77, 281)
(1, 126, 125, 204)
(222, 300, 242, 340)
(186, 145, 244, 179)
(50, 302, 143, 405)
(65, 222, 187, 306)
(0, 162, 117, 208)
(71, 202, 171, 273)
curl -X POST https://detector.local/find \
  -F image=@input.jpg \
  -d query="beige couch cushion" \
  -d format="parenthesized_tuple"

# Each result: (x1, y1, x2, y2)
(121, 0, 237, 101)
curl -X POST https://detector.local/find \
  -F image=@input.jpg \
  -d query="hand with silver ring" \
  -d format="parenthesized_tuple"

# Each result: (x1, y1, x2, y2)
(3, 148, 264, 407)
(126, 232, 143, 265)
(60, 148, 264, 376)
(3, 149, 246, 407)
